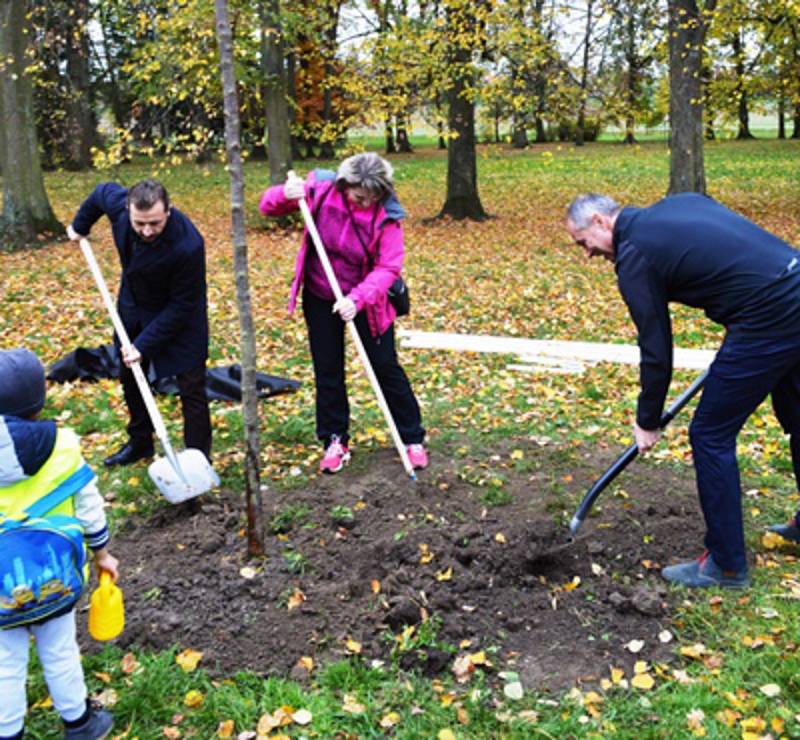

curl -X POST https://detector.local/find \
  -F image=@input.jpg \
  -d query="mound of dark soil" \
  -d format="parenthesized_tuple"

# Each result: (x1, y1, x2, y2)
(87, 440, 704, 691)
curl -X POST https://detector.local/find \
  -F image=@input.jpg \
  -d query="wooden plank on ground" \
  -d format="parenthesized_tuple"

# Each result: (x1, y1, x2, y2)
(397, 330, 715, 370)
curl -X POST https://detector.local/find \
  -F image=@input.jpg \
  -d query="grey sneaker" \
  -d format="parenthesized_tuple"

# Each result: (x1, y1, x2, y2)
(768, 520, 800, 543)
(662, 551, 749, 589)
(63, 701, 113, 740)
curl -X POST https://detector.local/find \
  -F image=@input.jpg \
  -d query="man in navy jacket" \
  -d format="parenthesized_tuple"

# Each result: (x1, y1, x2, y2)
(67, 180, 212, 466)
(566, 192, 800, 588)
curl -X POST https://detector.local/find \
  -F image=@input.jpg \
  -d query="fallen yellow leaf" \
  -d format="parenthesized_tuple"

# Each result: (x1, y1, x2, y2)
(183, 690, 204, 708)
(631, 673, 655, 690)
(216, 719, 234, 738)
(380, 711, 401, 728)
(175, 649, 203, 673)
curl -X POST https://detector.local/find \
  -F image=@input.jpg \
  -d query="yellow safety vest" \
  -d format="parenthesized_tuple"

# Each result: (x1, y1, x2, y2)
(0, 428, 84, 519)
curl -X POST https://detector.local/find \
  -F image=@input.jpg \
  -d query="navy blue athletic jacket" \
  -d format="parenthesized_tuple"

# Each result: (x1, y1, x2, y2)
(613, 193, 800, 429)
(72, 183, 209, 378)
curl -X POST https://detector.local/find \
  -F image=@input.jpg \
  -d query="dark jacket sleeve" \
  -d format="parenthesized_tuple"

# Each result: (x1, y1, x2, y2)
(132, 236, 206, 358)
(71, 183, 129, 235)
(616, 240, 673, 429)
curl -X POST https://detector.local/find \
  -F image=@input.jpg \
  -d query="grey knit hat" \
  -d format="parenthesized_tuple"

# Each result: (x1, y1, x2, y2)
(0, 348, 47, 418)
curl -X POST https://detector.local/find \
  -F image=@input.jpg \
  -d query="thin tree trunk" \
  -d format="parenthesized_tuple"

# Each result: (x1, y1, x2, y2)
(260, 0, 292, 184)
(287, 51, 303, 159)
(214, 0, 265, 557)
(63, 0, 94, 169)
(575, 0, 594, 147)
(777, 92, 785, 139)
(667, 0, 716, 194)
(623, 8, 637, 145)
(732, 32, 754, 139)
(0, 0, 63, 247)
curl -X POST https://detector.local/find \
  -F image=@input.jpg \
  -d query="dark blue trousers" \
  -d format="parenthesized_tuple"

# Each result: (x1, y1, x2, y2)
(689, 332, 800, 572)
(302, 290, 425, 448)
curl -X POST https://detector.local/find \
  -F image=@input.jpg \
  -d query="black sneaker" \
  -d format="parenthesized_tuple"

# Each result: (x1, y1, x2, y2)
(63, 701, 113, 739)
(103, 440, 154, 467)
(768, 520, 800, 543)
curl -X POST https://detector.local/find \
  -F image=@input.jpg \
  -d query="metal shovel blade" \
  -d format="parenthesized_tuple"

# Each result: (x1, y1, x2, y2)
(147, 448, 220, 504)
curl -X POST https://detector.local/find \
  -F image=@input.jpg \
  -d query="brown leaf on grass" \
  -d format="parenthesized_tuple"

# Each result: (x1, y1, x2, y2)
(121, 652, 140, 674)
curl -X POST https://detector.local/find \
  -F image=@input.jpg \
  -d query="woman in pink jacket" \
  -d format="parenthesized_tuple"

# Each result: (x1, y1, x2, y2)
(259, 153, 427, 474)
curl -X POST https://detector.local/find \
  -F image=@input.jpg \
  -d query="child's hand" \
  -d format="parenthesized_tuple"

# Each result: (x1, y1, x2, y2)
(94, 548, 120, 581)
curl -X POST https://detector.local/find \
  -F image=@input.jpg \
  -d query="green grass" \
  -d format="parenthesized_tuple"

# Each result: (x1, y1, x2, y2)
(3, 138, 800, 736)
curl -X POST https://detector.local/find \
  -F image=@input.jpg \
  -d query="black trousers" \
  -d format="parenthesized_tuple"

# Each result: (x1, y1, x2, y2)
(302, 289, 424, 447)
(120, 359, 212, 459)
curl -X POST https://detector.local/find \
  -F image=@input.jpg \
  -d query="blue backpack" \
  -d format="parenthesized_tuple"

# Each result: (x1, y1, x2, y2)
(0, 465, 93, 629)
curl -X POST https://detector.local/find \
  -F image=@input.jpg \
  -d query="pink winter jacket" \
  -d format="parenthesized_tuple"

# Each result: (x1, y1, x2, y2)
(259, 169, 405, 337)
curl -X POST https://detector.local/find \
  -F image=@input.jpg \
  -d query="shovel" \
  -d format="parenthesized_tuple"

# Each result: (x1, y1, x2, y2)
(568, 369, 708, 535)
(295, 183, 417, 480)
(78, 238, 220, 504)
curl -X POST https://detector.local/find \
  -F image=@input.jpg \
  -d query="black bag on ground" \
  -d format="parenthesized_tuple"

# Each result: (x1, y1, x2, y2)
(388, 277, 410, 317)
(47, 346, 300, 402)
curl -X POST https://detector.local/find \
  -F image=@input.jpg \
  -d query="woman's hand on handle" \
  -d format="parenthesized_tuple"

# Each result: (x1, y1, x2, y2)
(283, 171, 305, 202)
(333, 296, 357, 322)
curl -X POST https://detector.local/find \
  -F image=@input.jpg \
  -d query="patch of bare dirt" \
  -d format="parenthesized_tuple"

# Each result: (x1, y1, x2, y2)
(84, 439, 704, 692)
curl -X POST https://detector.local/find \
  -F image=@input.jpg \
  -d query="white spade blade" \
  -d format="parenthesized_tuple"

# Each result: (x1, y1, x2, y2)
(148, 448, 220, 504)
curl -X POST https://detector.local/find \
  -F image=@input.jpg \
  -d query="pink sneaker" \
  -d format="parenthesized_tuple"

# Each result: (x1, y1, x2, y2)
(406, 444, 429, 470)
(320, 436, 351, 474)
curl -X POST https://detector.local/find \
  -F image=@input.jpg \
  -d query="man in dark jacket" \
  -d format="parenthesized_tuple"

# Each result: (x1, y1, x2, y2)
(67, 180, 212, 466)
(565, 192, 800, 589)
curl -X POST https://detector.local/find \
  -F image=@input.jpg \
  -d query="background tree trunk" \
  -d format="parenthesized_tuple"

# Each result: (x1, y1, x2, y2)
(667, 0, 716, 194)
(260, 0, 292, 184)
(214, 0, 265, 557)
(63, 0, 95, 169)
(575, 0, 595, 147)
(0, 0, 62, 248)
(437, 49, 486, 220)
(732, 31, 754, 139)
(396, 111, 413, 152)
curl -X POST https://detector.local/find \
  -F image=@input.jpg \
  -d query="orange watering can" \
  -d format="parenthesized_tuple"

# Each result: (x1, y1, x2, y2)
(88, 571, 124, 641)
